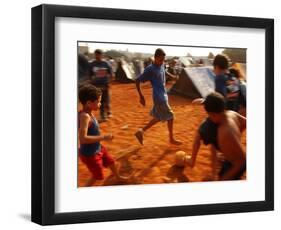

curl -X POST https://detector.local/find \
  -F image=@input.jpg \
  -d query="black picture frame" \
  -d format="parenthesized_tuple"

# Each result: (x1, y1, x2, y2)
(31, 4, 274, 226)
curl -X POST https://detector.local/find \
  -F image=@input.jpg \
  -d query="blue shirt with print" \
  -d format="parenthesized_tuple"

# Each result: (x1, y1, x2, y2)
(90, 60, 112, 86)
(137, 64, 168, 104)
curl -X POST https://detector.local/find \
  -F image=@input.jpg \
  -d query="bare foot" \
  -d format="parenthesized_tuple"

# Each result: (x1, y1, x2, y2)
(170, 139, 182, 145)
(135, 130, 144, 145)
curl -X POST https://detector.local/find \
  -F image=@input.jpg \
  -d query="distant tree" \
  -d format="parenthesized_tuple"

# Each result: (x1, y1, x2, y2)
(222, 49, 246, 63)
(208, 52, 215, 59)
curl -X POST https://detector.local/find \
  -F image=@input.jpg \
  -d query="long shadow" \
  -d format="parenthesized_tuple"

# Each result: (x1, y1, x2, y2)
(102, 146, 182, 186)
(103, 148, 141, 186)
(133, 146, 180, 183)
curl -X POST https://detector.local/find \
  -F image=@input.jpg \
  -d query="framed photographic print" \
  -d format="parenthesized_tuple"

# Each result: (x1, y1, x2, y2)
(31, 4, 274, 225)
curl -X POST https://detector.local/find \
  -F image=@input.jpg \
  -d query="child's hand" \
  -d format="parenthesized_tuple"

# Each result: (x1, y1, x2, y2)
(103, 134, 114, 141)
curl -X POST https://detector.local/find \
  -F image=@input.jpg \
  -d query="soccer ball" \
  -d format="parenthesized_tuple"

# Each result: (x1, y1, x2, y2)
(175, 151, 188, 167)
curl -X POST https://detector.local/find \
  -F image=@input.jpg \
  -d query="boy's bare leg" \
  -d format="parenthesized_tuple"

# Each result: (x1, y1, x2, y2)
(167, 119, 182, 145)
(135, 118, 159, 145)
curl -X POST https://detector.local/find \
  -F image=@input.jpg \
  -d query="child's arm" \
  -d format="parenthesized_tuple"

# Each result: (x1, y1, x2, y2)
(190, 131, 202, 168)
(135, 68, 152, 106)
(79, 113, 113, 144)
(135, 79, 145, 106)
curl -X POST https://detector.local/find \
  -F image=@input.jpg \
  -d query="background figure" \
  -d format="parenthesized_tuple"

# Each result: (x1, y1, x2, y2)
(166, 59, 179, 82)
(213, 54, 240, 112)
(78, 53, 90, 82)
(89, 49, 113, 122)
(143, 57, 153, 68)
(229, 64, 247, 117)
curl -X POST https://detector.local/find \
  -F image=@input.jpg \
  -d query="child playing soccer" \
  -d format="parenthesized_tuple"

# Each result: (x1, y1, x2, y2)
(189, 92, 246, 181)
(134, 48, 182, 145)
(78, 84, 130, 186)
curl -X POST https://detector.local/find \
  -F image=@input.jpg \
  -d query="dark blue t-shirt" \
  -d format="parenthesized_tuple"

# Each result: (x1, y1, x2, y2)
(79, 116, 101, 157)
(215, 73, 241, 112)
(215, 74, 228, 97)
(90, 60, 112, 86)
(137, 64, 168, 104)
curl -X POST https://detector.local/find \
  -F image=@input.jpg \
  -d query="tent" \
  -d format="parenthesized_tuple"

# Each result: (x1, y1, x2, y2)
(178, 56, 194, 67)
(168, 67, 215, 99)
(115, 60, 137, 83)
(133, 59, 144, 77)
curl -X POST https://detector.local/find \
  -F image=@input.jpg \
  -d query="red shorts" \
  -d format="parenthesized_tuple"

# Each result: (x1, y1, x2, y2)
(79, 146, 115, 180)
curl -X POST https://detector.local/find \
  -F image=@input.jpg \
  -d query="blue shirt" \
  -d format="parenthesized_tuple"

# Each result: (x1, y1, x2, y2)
(90, 60, 112, 86)
(137, 64, 168, 103)
(215, 73, 227, 97)
(215, 73, 240, 112)
(79, 116, 101, 157)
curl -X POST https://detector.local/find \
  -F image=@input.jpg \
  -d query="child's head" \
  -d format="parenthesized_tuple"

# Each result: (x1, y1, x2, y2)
(229, 63, 245, 80)
(79, 84, 102, 111)
(204, 92, 225, 123)
(154, 48, 166, 66)
(213, 54, 229, 75)
(94, 49, 103, 61)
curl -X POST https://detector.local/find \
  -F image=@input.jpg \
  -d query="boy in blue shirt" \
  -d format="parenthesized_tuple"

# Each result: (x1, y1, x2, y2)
(79, 84, 130, 186)
(134, 48, 182, 145)
(213, 54, 240, 112)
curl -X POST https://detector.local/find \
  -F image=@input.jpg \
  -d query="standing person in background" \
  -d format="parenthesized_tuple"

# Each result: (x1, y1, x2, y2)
(166, 59, 179, 83)
(213, 54, 240, 112)
(78, 53, 90, 82)
(89, 49, 113, 122)
(229, 64, 247, 117)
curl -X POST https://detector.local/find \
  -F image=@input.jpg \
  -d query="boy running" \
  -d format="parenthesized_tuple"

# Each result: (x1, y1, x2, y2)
(134, 48, 182, 145)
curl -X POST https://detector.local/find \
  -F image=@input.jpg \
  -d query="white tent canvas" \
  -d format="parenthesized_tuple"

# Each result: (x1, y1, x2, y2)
(169, 67, 215, 99)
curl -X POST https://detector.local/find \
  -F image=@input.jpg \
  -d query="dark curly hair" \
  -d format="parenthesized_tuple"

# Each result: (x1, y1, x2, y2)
(78, 84, 102, 105)
(204, 92, 225, 113)
(213, 54, 229, 70)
